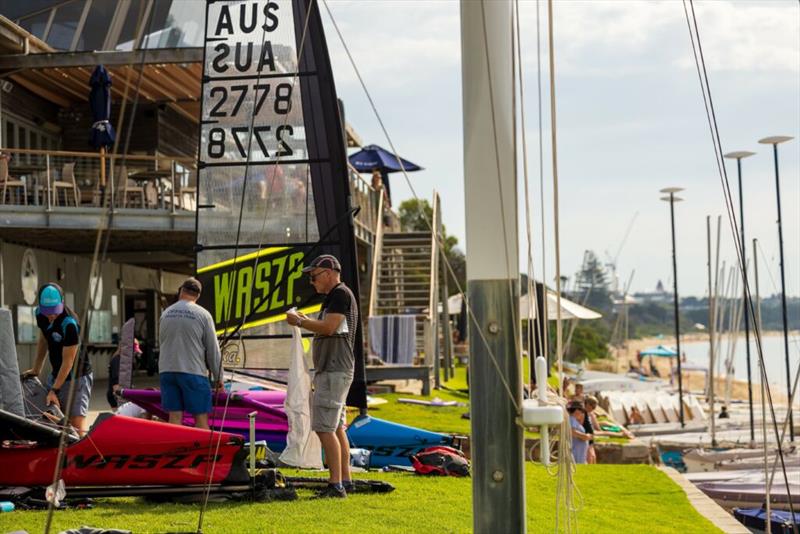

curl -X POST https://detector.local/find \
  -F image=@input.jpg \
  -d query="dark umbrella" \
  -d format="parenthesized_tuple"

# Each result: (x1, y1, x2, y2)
(89, 65, 116, 188)
(348, 144, 423, 203)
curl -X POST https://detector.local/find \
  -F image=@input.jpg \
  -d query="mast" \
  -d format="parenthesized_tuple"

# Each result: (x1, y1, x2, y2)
(460, 0, 525, 531)
(706, 216, 716, 446)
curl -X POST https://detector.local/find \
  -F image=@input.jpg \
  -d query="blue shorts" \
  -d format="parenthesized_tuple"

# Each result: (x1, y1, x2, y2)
(160, 372, 212, 415)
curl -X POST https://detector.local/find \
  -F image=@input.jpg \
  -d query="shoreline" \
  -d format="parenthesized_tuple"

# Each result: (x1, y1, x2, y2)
(587, 331, 797, 403)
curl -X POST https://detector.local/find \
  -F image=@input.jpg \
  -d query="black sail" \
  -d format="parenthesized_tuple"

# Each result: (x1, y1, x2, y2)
(195, 0, 366, 409)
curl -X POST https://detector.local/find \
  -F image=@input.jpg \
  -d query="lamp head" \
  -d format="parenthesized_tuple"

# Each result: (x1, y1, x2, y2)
(660, 196, 684, 202)
(723, 151, 756, 159)
(659, 187, 684, 194)
(758, 136, 793, 145)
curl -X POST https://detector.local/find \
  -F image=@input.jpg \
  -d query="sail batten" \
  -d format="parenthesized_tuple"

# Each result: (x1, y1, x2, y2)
(195, 0, 366, 409)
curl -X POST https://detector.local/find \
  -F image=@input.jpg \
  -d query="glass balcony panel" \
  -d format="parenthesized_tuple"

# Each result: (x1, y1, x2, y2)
(47, 0, 86, 50)
(75, 0, 116, 51)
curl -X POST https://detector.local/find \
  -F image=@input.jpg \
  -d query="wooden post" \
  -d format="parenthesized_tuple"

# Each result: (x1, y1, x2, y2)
(461, 0, 525, 531)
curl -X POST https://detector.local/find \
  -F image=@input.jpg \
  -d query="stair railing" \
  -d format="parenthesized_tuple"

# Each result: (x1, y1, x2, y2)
(426, 192, 441, 386)
(368, 188, 385, 317)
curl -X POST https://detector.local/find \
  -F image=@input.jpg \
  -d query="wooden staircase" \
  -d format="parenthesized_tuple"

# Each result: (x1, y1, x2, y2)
(371, 231, 434, 352)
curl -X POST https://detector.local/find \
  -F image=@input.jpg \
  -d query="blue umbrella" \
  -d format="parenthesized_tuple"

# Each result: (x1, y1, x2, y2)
(639, 345, 678, 357)
(89, 65, 116, 150)
(349, 144, 423, 203)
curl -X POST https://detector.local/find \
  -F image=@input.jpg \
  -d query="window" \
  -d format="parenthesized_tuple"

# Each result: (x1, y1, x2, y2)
(5, 121, 15, 149)
(17, 11, 51, 40)
(47, 0, 86, 50)
(75, 0, 116, 51)
(88, 310, 111, 343)
(16, 305, 38, 343)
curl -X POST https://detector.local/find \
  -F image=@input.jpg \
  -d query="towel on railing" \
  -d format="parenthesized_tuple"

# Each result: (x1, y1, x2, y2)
(368, 315, 416, 365)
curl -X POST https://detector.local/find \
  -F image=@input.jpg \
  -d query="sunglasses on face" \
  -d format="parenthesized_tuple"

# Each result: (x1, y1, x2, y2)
(309, 269, 329, 282)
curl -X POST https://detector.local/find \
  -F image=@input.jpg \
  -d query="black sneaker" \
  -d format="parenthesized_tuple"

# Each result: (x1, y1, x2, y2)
(343, 480, 355, 493)
(314, 484, 347, 499)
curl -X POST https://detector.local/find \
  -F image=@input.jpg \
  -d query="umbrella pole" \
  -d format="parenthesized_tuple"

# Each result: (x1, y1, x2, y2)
(100, 146, 106, 188)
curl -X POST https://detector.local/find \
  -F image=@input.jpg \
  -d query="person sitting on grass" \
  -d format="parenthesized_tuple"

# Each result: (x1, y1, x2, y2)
(585, 395, 635, 440)
(567, 401, 592, 464)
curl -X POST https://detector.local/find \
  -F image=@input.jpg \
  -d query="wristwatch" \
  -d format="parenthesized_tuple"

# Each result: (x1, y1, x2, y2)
(297, 318, 304, 327)
(50, 386, 61, 395)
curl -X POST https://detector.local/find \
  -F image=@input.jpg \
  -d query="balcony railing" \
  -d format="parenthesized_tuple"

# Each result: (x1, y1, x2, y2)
(0, 148, 399, 238)
(0, 148, 196, 213)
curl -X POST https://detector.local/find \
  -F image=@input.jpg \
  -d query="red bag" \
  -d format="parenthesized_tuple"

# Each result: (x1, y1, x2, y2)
(410, 446, 470, 477)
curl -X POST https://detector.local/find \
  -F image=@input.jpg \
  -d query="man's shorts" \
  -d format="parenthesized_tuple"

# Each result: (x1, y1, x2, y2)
(160, 372, 212, 415)
(48, 373, 93, 418)
(312, 371, 353, 433)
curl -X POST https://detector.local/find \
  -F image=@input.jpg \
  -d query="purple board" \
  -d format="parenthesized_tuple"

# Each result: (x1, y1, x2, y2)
(122, 388, 289, 451)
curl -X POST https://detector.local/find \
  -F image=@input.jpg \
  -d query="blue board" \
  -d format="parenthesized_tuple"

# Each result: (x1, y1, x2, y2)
(346, 415, 453, 468)
(734, 508, 799, 534)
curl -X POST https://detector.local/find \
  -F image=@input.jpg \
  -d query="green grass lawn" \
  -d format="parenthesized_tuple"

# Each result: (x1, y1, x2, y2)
(1, 464, 720, 534)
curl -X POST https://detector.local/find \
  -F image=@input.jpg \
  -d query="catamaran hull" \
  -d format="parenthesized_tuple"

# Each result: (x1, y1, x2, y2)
(0, 413, 249, 488)
(121, 388, 289, 451)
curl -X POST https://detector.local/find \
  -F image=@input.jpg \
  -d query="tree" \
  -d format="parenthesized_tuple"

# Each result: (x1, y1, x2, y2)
(398, 198, 466, 294)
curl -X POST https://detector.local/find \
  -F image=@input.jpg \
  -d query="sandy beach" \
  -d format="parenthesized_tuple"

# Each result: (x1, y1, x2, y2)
(586, 331, 797, 404)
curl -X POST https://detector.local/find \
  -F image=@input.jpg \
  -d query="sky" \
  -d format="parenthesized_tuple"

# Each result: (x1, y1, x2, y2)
(321, 0, 800, 298)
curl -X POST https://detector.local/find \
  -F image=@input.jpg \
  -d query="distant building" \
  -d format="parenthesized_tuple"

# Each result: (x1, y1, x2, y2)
(633, 279, 671, 304)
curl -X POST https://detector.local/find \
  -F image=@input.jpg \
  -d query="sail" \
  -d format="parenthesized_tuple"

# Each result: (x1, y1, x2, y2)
(196, 0, 366, 408)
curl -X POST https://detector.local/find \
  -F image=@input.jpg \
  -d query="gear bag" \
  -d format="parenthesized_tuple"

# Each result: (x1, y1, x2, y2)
(410, 446, 470, 477)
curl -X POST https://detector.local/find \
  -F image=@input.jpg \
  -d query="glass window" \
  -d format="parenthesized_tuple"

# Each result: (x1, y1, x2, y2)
(5, 121, 15, 148)
(18, 127, 27, 149)
(88, 310, 111, 343)
(75, 0, 116, 51)
(18, 11, 52, 40)
(30, 132, 39, 150)
(16, 305, 38, 343)
(47, 0, 86, 50)
(115, 0, 148, 51)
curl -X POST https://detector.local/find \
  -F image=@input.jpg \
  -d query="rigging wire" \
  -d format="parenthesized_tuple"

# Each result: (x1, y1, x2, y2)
(681, 1, 797, 526)
(321, 0, 521, 413)
(43, 6, 158, 532)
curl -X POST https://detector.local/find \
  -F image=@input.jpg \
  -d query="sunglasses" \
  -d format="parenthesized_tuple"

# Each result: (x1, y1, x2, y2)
(309, 269, 329, 282)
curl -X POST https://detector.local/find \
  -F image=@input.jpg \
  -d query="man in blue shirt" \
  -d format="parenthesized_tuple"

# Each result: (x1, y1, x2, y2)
(23, 284, 92, 433)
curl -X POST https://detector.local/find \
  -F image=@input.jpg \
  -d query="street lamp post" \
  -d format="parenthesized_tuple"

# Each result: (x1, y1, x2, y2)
(660, 187, 685, 427)
(758, 135, 795, 443)
(723, 150, 756, 443)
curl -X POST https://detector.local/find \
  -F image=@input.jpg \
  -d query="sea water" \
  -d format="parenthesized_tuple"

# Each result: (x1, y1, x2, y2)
(682, 333, 800, 402)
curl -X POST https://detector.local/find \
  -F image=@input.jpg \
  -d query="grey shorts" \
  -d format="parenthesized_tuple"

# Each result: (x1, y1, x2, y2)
(312, 371, 353, 433)
(49, 373, 93, 418)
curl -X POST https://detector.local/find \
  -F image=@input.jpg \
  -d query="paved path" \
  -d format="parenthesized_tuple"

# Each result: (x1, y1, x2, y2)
(659, 466, 749, 534)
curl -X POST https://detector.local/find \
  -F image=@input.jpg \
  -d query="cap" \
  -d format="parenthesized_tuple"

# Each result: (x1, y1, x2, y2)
(301, 254, 341, 273)
(180, 277, 202, 294)
(39, 284, 64, 315)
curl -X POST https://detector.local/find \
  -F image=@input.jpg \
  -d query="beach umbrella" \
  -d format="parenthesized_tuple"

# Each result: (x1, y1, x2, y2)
(348, 144, 423, 202)
(639, 345, 678, 357)
(88, 65, 116, 188)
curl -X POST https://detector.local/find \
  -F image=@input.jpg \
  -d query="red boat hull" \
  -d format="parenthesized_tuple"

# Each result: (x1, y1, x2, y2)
(0, 414, 248, 487)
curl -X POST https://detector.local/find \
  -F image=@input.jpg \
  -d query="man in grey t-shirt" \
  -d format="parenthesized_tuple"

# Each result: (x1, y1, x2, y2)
(159, 277, 222, 429)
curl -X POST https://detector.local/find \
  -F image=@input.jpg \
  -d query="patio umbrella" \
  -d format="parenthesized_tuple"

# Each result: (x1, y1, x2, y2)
(348, 144, 423, 203)
(639, 345, 678, 357)
(88, 65, 116, 188)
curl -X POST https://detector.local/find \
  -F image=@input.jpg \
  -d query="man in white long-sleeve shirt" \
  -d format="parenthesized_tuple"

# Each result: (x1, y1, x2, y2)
(158, 277, 222, 429)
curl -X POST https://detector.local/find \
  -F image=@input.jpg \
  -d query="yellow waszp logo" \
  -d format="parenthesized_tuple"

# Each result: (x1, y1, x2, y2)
(197, 247, 320, 335)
